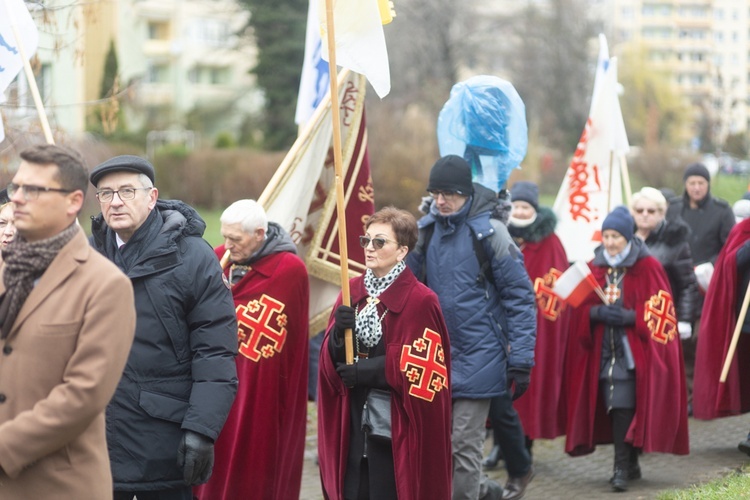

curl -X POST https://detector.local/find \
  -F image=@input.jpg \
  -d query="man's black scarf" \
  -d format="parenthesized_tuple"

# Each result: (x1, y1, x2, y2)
(0, 223, 79, 338)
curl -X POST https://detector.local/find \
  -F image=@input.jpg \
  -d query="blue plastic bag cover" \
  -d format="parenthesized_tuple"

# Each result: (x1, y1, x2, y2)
(437, 75, 528, 192)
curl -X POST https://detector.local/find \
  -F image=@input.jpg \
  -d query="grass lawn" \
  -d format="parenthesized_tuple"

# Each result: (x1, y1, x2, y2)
(657, 466, 750, 499)
(197, 208, 224, 248)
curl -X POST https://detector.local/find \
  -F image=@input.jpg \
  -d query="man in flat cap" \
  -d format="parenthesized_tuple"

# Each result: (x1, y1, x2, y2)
(89, 155, 238, 500)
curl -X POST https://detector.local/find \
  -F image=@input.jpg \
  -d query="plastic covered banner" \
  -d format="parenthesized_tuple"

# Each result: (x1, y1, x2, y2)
(437, 75, 527, 192)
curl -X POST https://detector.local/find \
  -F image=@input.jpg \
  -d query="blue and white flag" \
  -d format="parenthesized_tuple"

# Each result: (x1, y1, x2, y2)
(0, 0, 39, 142)
(295, 0, 331, 125)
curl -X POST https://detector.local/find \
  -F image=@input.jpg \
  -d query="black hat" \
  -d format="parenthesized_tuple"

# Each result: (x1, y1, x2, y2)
(510, 181, 539, 210)
(602, 206, 634, 242)
(683, 162, 710, 183)
(90, 155, 156, 187)
(427, 155, 474, 195)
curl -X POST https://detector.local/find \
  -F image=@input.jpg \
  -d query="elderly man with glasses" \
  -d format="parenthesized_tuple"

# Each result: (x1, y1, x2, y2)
(89, 155, 238, 500)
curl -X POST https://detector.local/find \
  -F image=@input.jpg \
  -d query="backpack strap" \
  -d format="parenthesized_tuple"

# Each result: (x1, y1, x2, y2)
(418, 223, 435, 284)
(419, 222, 495, 288)
(472, 231, 496, 288)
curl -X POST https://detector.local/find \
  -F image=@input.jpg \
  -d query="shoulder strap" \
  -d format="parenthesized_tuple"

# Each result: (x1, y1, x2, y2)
(472, 232, 496, 288)
(418, 224, 435, 284)
(420, 223, 496, 288)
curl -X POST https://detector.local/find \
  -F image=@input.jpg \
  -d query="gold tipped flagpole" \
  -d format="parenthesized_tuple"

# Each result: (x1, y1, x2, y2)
(324, 0, 354, 365)
(3, 0, 54, 144)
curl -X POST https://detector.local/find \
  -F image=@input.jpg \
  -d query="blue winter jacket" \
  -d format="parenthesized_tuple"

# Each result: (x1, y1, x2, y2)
(407, 184, 537, 398)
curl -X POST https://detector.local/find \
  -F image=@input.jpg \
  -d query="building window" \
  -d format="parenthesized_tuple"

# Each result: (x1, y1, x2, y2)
(187, 65, 230, 85)
(191, 19, 231, 48)
(146, 62, 169, 83)
(148, 21, 169, 40)
(7, 63, 51, 107)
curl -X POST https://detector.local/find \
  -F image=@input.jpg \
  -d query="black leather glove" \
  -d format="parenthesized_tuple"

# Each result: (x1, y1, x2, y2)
(177, 430, 214, 486)
(507, 367, 531, 401)
(336, 362, 358, 387)
(592, 305, 635, 326)
(332, 305, 356, 343)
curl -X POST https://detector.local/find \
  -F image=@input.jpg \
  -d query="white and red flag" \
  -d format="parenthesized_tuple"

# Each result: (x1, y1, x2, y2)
(552, 35, 630, 263)
(553, 261, 604, 308)
(264, 71, 373, 332)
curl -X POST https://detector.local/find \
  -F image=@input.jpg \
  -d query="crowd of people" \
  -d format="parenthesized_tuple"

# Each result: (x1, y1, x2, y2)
(0, 144, 749, 500)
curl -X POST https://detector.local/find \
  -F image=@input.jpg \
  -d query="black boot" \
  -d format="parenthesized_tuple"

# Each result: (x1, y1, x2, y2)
(482, 444, 503, 470)
(629, 447, 641, 480)
(611, 468, 628, 492)
(738, 431, 750, 457)
(525, 436, 533, 462)
(610, 408, 635, 491)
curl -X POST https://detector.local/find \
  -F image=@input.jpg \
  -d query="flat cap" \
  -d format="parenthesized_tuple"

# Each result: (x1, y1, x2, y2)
(90, 155, 155, 186)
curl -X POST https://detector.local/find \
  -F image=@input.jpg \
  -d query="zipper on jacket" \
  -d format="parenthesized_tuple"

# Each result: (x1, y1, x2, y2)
(607, 325, 615, 413)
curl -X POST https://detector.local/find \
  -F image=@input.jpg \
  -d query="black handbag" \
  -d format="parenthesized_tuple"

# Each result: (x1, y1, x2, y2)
(361, 388, 391, 440)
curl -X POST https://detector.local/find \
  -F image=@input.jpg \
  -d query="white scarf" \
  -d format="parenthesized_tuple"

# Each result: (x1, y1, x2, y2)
(604, 241, 632, 267)
(355, 260, 405, 349)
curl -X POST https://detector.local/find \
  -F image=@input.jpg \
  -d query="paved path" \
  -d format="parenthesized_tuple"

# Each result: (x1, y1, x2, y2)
(300, 406, 750, 499)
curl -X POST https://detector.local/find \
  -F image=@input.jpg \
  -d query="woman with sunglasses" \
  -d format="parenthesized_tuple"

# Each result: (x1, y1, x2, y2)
(630, 187, 699, 340)
(317, 207, 452, 500)
(564, 206, 689, 492)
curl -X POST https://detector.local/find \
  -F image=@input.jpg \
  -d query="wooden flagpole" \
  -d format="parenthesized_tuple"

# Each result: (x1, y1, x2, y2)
(719, 280, 750, 382)
(324, 0, 354, 364)
(3, 0, 54, 144)
(620, 153, 633, 207)
(606, 150, 614, 213)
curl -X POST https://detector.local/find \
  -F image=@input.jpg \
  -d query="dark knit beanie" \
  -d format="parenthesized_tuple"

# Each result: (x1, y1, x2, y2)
(427, 155, 474, 195)
(683, 162, 710, 183)
(601, 206, 634, 242)
(510, 181, 539, 210)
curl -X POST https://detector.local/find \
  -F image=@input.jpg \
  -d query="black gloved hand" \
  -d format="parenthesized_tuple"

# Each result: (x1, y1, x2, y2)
(332, 305, 356, 346)
(177, 430, 214, 486)
(593, 304, 635, 327)
(335, 305, 356, 330)
(336, 362, 358, 388)
(507, 367, 531, 401)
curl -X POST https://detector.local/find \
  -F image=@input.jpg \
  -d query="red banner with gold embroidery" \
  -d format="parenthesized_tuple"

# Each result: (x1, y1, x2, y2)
(262, 71, 373, 333)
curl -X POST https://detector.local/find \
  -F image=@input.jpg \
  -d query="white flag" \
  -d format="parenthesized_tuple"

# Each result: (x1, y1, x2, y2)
(319, 0, 390, 98)
(295, 0, 331, 125)
(552, 49, 630, 263)
(589, 33, 609, 117)
(0, 0, 38, 93)
(0, 0, 39, 143)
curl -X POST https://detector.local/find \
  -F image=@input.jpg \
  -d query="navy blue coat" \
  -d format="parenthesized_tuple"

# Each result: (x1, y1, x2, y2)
(91, 199, 238, 491)
(407, 184, 537, 398)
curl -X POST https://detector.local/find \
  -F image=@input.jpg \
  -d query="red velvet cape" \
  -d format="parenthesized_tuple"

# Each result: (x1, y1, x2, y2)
(694, 218, 750, 420)
(514, 233, 571, 439)
(564, 255, 689, 456)
(194, 246, 309, 500)
(317, 268, 452, 500)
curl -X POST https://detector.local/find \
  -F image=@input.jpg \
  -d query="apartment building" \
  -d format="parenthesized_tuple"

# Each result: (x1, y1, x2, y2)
(610, 0, 749, 146)
(4, 0, 261, 140)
